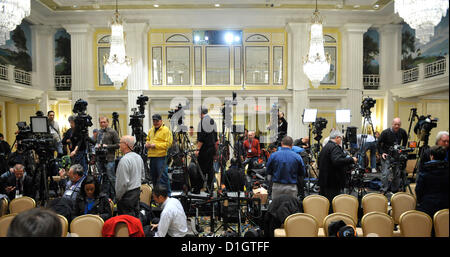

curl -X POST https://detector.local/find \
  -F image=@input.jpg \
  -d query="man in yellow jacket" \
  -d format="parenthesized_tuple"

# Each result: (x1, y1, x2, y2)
(146, 114, 173, 195)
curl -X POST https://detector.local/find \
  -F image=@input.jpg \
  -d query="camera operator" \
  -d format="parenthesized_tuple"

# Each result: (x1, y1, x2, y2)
(195, 107, 218, 194)
(266, 136, 305, 200)
(47, 111, 63, 157)
(62, 115, 75, 158)
(96, 116, 120, 201)
(377, 118, 408, 195)
(145, 114, 173, 196)
(294, 136, 310, 149)
(0, 133, 11, 174)
(318, 130, 357, 213)
(357, 132, 377, 173)
(415, 145, 449, 218)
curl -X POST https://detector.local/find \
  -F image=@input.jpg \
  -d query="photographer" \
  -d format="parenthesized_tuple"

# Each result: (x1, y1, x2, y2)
(318, 130, 357, 212)
(146, 114, 173, 196)
(377, 118, 408, 195)
(243, 130, 261, 168)
(96, 116, 120, 201)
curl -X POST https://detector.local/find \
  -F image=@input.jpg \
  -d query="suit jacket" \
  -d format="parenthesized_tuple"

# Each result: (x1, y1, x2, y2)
(318, 141, 354, 191)
(1, 174, 35, 200)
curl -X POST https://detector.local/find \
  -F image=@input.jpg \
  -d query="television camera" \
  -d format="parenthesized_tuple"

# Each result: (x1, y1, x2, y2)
(169, 102, 189, 133)
(360, 97, 376, 118)
(311, 117, 328, 142)
(414, 115, 438, 144)
(15, 114, 57, 205)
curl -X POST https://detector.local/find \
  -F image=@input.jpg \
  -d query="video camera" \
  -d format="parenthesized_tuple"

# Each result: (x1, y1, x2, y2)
(389, 145, 414, 165)
(129, 95, 148, 131)
(312, 117, 328, 141)
(72, 99, 93, 135)
(414, 115, 438, 141)
(361, 97, 376, 117)
(222, 92, 238, 129)
(169, 103, 189, 133)
(16, 115, 55, 154)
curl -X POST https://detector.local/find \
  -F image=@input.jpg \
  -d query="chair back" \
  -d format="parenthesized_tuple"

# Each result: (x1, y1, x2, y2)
(70, 214, 104, 237)
(332, 194, 359, 225)
(140, 184, 152, 206)
(9, 196, 36, 214)
(361, 211, 394, 237)
(399, 210, 432, 237)
(390, 192, 416, 224)
(57, 214, 69, 237)
(114, 222, 130, 237)
(0, 198, 8, 217)
(323, 212, 356, 237)
(0, 213, 18, 237)
(109, 199, 115, 216)
(433, 209, 449, 237)
(284, 213, 319, 237)
(405, 159, 417, 179)
(303, 195, 329, 228)
(362, 193, 388, 215)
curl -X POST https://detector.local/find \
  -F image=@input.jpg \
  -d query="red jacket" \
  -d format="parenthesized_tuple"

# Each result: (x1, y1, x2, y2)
(102, 215, 145, 237)
(243, 138, 261, 158)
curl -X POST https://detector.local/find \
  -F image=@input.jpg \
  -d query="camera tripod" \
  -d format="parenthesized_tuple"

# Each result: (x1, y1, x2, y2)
(304, 123, 319, 195)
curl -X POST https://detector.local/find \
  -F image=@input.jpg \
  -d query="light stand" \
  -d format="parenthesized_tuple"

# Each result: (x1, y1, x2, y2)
(302, 109, 318, 195)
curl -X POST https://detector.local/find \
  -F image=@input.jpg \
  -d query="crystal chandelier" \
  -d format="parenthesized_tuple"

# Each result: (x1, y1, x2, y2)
(0, 0, 31, 46)
(104, 0, 131, 89)
(395, 0, 449, 44)
(303, 0, 331, 87)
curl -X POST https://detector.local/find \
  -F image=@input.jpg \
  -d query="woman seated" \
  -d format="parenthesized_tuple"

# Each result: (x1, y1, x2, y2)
(72, 175, 112, 221)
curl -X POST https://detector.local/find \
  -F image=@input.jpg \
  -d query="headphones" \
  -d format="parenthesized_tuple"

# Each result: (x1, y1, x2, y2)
(337, 225, 357, 237)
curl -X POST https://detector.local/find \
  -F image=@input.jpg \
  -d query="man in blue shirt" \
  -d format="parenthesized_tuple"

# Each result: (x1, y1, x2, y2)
(266, 136, 305, 200)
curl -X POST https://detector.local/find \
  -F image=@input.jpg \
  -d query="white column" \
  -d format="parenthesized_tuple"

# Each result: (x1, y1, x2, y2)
(341, 23, 371, 129)
(379, 24, 402, 128)
(31, 25, 56, 95)
(63, 24, 94, 103)
(126, 23, 150, 134)
(286, 22, 310, 139)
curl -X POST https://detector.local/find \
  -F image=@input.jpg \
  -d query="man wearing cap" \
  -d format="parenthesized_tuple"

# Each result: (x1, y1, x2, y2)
(146, 114, 173, 195)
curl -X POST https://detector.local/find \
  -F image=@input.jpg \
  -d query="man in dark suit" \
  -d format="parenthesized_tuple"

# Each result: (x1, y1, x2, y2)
(195, 107, 218, 194)
(1, 163, 35, 200)
(318, 130, 356, 213)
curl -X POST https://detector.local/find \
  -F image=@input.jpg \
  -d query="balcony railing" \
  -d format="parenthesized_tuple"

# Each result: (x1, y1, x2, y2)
(363, 74, 380, 89)
(55, 75, 72, 91)
(0, 64, 32, 86)
(424, 58, 446, 78)
(402, 67, 419, 84)
(14, 68, 32, 86)
(402, 55, 448, 85)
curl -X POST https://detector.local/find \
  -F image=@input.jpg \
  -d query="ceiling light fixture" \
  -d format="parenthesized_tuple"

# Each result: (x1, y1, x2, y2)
(303, 0, 331, 87)
(395, 0, 449, 44)
(0, 0, 31, 46)
(103, 0, 132, 89)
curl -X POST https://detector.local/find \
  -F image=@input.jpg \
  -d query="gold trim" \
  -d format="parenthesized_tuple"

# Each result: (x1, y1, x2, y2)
(148, 28, 288, 90)
(39, 0, 393, 11)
